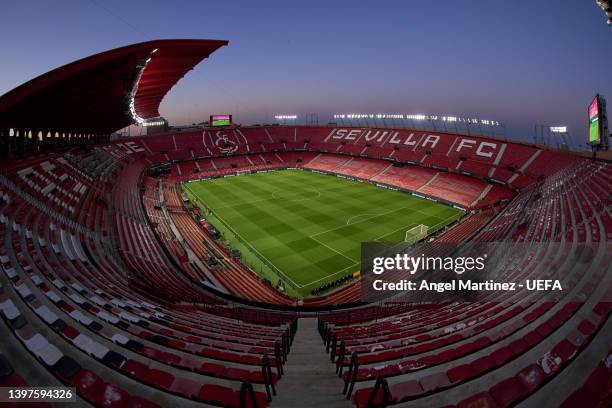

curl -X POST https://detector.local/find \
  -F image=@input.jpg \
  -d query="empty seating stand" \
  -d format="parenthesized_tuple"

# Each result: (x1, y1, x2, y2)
(315, 159, 611, 407)
(0, 151, 298, 407)
(1, 127, 609, 408)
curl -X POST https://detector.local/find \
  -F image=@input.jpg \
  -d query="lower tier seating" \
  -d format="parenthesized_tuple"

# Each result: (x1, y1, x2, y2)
(317, 159, 612, 407)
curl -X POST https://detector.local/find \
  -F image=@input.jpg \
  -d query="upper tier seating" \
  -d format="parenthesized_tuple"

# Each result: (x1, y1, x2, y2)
(120, 126, 578, 193)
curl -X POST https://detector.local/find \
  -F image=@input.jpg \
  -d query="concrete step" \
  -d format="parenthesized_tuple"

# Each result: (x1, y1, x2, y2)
(272, 318, 351, 407)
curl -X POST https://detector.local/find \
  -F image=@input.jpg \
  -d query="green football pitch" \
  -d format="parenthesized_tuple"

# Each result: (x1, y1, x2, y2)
(183, 169, 463, 298)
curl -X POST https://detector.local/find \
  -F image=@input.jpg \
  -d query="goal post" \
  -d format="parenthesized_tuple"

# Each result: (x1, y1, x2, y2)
(404, 224, 428, 244)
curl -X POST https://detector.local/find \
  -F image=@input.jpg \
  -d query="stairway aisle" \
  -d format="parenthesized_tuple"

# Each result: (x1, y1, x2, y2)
(272, 318, 351, 407)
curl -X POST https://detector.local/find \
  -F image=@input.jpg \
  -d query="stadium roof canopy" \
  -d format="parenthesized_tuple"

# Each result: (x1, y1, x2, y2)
(0, 39, 228, 134)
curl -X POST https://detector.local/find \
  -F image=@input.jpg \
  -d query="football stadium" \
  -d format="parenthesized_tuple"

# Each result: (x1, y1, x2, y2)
(0, 2, 610, 408)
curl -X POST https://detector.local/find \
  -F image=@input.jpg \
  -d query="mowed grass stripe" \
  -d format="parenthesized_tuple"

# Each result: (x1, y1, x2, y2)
(200, 172, 357, 280)
(185, 170, 462, 296)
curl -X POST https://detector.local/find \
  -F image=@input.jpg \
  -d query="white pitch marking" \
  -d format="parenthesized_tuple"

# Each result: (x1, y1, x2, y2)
(309, 235, 359, 264)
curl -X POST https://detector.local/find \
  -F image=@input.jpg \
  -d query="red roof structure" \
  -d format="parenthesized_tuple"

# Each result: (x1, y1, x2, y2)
(0, 39, 228, 134)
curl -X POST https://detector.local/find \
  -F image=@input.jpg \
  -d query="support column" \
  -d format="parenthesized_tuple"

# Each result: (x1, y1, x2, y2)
(0, 128, 8, 160)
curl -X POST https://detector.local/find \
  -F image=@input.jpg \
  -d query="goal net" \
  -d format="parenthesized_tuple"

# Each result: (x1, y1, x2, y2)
(404, 224, 428, 244)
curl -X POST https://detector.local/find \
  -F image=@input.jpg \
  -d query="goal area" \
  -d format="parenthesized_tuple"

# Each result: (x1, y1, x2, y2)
(404, 224, 429, 244)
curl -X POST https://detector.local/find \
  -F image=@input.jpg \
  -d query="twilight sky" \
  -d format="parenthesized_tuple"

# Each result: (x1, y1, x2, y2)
(1, 0, 610, 148)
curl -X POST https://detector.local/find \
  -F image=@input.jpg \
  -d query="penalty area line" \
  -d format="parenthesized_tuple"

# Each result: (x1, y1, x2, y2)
(299, 262, 360, 288)
(309, 235, 359, 264)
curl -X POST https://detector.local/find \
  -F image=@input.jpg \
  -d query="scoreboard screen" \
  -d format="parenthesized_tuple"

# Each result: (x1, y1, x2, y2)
(589, 96, 601, 145)
(210, 115, 232, 127)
